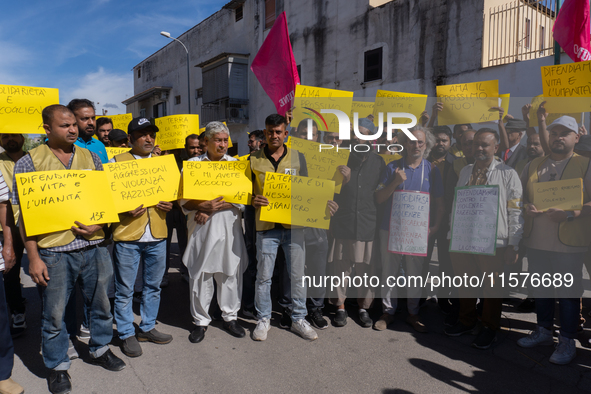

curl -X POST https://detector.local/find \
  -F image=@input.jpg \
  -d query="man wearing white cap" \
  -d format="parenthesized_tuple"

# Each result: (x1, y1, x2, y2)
(518, 113, 591, 365)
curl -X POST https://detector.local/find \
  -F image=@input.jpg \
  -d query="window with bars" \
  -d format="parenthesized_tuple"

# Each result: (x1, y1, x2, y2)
(236, 5, 243, 21)
(175, 95, 181, 105)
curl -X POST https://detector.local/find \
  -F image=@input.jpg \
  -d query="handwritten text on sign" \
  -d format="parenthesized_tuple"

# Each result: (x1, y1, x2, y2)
(106, 147, 131, 160)
(291, 85, 354, 133)
(450, 185, 499, 256)
(104, 155, 181, 213)
(373, 91, 428, 125)
(183, 160, 252, 204)
(388, 191, 430, 256)
(436, 80, 499, 126)
(0, 84, 60, 134)
(533, 178, 583, 212)
(16, 170, 119, 236)
(96, 113, 133, 131)
(286, 136, 349, 193)
(260, 173, 335, 230)
(541, 60, 591, 113)
(155, 114, 200, 151)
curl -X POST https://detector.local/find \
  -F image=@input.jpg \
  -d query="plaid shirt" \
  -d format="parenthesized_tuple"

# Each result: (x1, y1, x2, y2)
(12, 145, 105, 252)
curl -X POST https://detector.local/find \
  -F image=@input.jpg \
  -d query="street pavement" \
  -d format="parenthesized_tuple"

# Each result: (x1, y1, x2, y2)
(9, 240, 591, 394)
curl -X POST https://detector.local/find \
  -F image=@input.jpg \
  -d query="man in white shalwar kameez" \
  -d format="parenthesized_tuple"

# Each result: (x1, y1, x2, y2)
(181, 122, 248, 343)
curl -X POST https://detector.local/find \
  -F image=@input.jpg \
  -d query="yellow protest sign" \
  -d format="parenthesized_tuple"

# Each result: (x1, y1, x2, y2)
(379, 154, 402, 165)
(103, 155, 181, 213)
(182, 160, 252, 204)
(259, 173, 335, 229)
(436, 80, 499, 125)
(500, 93, 510, 115)
(16, 170, 119, 236)
(541, 60, 591, 113)
(106, 147, 131, 160)
(529, 95, 583, 127)
(533, 178, 583, 212)
(291, 85, 353, 133)
(478, 94, 511, 123)
(373, 91, 427, 125)
(155, 114, 200, 151)
(351, 101, 375, 121)
(198, 122, 233, 148)
(0, 84, 59, 134)
(286, 136, 349, 193)
(96, 113, 133, 131)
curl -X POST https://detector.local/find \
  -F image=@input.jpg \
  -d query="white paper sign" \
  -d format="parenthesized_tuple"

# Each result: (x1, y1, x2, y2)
(450, 185, 500, 255)
(388, 190, 430, 256)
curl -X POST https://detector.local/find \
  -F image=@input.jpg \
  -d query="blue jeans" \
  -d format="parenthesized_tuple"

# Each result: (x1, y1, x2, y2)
(39, 246, 113, 370)
(113, 240, 166, 339)
(255, 228, 307, 321)
(527, 248, 584, 339)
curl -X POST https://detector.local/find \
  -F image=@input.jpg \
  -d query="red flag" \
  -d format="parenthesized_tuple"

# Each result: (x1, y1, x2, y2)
(553, 0, 591, 62)
(251, 12, 300, 116)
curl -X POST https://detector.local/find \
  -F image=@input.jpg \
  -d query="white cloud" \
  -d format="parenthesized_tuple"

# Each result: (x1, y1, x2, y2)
(62, 67, 133, 115)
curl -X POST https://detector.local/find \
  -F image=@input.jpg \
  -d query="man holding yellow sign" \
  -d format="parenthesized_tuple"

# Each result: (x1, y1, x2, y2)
(519, 115, 591, 365)
(109, 117, 173, 358)
(12, 105, 125, 394)
(180, 122, 248, 343)
(250, 114, 338, 342)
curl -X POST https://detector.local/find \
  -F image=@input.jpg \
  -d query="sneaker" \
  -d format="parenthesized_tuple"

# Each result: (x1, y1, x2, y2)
(291, 319, 318, 341)
(91, 349, 126, 371)
(252, 318, 271, 341)
(516, 298, 536, 312)
(309, 309, 328, 330)
(373, 313, 395, 331)
(472, 326, 497, 349)
(137, 328, 173, 344)
(549, 335, 576, 365)
(0, 377, 24, 394)
(445, 322, 476, 337)
(444, 314, 458, 327)
(406, 315, 428, 333)
(334, 309, 348, 327)
(78, 324, 90, 340)
(67, 339, 79, 360)
(358, 310, 372, 328)
(121, 336, 143, 357)
(47, 370, 71, 394)
(517, 326, 554, 348)
(279, 312, 292, 329)
(10, 313, 26, 339)
(241, 307, 257, 320)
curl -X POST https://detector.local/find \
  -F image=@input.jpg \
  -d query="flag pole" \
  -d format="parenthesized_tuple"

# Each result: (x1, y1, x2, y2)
(553, 0, 562, 65)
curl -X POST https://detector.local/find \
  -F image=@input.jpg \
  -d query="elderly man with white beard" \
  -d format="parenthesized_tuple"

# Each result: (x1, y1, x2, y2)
(181, 121, 248, 343)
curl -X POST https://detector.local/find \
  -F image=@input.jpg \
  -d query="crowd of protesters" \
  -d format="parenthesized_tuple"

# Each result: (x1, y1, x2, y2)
(1, 98, 590, 394)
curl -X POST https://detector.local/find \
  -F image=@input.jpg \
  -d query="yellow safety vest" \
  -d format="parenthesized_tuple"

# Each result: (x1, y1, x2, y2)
(28, 144, 104, 248)
(111, 152, 167, 242)
(250, 147, 302, 231)
(0, 152, 21, 224)
(523, 154, 591, 247)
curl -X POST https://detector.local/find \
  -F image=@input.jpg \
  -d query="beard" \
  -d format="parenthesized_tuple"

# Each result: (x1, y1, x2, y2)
(4, 141, 21, 153)
(474, 152, 488, 161)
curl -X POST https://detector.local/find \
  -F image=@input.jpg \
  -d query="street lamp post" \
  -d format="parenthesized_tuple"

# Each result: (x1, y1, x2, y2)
(161, 31, 191, 114)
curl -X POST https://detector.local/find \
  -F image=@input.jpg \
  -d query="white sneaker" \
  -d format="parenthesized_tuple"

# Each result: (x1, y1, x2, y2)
(517, 326, 554, 348)
(67, 339, 79, 360)
(549, 335, 576, 365)
(252, 318, 271, 341)
(291, 319, 318, 341)
(78, 324, 90, 340)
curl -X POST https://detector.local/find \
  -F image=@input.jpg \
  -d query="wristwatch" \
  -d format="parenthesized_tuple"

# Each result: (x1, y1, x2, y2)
(567, 212, 575, 222)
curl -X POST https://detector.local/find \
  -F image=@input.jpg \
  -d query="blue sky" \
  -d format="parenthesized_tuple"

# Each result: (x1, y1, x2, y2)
(0, 0, 228, 115)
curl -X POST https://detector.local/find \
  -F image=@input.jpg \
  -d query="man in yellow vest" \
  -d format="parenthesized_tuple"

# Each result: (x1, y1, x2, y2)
(110, 117, 173, 358)
(12, 105, 125, 394)
(0, 134, 26, 338)
(249, 114, 337, 341)
(517, 114, 591, 365)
